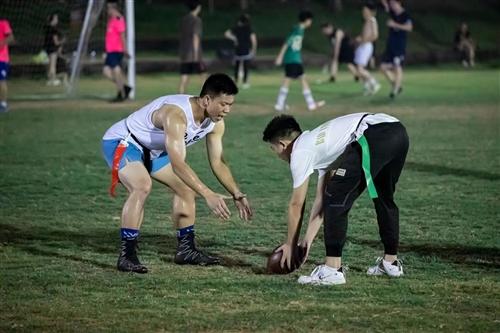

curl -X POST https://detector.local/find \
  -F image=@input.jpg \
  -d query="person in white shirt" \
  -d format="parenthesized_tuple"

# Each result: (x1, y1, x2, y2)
(102, 73, 253, 273)
(262, 112, 409, 285)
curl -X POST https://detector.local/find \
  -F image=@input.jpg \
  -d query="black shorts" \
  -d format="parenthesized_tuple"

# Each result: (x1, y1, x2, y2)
(284, 63, 304, 79)
(180, 62, 205, 75)
(338, 46, 355, 64)
(381, 48, 405, 67)
(105, 52, 124, 68)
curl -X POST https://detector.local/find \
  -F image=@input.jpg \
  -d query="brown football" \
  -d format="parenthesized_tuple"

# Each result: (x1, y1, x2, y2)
(266, 245, 306, 274)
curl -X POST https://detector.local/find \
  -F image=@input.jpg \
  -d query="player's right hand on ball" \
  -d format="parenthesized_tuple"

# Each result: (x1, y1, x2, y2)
(205, 192, 231, 220)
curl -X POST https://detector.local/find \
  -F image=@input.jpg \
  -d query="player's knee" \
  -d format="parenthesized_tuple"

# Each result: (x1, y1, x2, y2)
(132, 179, 152, 198)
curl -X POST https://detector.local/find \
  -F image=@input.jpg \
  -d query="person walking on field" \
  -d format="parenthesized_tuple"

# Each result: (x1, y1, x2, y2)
(380, 0, 413, 99)
(102, 73, 253, 273)
(353, 2, 380, 96)
(103, 0, 132, 102)
(274, 11, 325, 112)
(178, 0, 205, 94)
(0, 17, 13, 113)
(224, 14, 257, 89)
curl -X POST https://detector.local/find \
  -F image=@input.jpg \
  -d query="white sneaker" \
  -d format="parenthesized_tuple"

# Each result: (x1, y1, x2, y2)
(308, 100, 325, 111)
(367, 257, 404, 277)
(297, 264, 346, 285)
(370, 82, 381, 95)
(242, 83, 250, 89)
(274, 104, 289, 112)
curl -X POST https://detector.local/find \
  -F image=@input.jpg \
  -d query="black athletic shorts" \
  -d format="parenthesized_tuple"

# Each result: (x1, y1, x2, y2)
(284, 63, 304, 79)
(180, 62, 205, 75)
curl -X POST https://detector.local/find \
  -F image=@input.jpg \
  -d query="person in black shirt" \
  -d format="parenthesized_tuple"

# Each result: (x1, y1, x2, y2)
(320, 23, 358, 82)
(224, 14, 257, 89)
(44, 13, 67, 86)
(380, 0, 412, 99)
(454, 22, 475, 68)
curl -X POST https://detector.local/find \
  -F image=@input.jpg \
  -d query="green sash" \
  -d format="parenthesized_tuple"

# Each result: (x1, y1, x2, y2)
(357, 135, 378, 199)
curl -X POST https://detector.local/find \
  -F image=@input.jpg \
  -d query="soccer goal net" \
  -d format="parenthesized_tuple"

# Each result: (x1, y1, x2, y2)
(2, 0, 135, 99)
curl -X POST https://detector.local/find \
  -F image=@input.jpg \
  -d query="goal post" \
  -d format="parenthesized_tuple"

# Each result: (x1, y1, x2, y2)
(125, 0, 135, 99)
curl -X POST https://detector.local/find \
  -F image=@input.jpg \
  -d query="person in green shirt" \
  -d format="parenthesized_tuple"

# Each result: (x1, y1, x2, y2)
(274, 11, 325, 112)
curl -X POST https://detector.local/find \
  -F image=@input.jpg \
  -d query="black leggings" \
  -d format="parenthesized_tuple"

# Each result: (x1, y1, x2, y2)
(323, 122, 409, 257)
(234, 59, 250, 83)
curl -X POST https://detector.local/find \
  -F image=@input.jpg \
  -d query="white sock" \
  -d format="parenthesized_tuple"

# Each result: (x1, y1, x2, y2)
(276, 86, 288, 109)
(302, 89, 316, 109)
(368, 77, 378, 87)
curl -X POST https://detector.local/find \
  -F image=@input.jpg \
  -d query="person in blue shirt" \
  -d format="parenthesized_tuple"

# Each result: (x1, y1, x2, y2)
(380, 0, 413, 99)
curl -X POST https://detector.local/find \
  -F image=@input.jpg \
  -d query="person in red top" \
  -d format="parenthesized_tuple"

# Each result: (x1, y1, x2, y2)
(0, 18, 14, 113)
(103, 1, 131, 103)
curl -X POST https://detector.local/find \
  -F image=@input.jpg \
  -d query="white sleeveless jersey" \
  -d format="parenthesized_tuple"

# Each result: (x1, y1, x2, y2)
(103, 94, 216, 157)
(289, 113, 399, 188)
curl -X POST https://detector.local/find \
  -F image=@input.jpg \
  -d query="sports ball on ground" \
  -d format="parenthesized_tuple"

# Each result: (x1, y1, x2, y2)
(266, 245, 306, 274)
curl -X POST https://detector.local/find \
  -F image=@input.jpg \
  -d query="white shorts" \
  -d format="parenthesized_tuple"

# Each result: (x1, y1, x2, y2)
(354, 43, 374, 67)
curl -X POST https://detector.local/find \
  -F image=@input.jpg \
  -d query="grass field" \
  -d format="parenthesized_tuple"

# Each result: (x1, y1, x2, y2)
(1, 67, 499, 332)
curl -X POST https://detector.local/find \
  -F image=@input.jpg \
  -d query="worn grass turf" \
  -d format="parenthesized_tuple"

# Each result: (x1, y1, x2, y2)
(1, 67, 499, 332)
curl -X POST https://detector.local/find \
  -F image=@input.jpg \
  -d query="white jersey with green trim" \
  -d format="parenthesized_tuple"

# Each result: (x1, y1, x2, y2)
(103, 94, 216, 156)
(289, 113, 399, 188)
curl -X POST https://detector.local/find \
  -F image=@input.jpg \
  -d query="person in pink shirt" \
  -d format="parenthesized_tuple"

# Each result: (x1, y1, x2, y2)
(103, 1, 131, 103)
(0, 18, 14, 113)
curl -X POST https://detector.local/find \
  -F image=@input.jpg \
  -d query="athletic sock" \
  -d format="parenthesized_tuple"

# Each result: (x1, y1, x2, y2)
(120, 228, 139, 241)
(275, 86, 289, 109)
(302, 89, 316, 109)
(177, 225, 194, 239)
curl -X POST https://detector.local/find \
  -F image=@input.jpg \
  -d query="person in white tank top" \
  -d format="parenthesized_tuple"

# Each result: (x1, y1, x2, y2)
(262, 113, 409, 285)
(353, 3, 381, 96)
(101, 73, 253, 273)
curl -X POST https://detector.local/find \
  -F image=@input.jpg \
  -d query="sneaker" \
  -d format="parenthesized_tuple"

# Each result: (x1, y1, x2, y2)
(242, 83, 251, 89)
(308, 100, 325, 111)
(174, 233, 221, 266)
(297, 264, 346, 285)
(370, 82, 381, 95)
(117, 239, 148, 274)
(124, 85, 132, 99)
(110, 93, 125, 103)
(274, 104, 289, 112)
(389, 86, 403, 99)
(367, 257, 404, 277)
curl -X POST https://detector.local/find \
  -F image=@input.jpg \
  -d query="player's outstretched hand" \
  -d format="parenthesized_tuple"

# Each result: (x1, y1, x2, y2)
(234, 196, 253, 222)
(276, 243, 292, 270)
(205, 192, 232, 220)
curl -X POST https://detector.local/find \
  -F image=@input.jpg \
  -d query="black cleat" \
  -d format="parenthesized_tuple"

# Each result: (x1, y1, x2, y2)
(117, 239, 148, 273)
(174, 233, 221, 266)
(390, 86, 403, 99)
(124, 85, 132, 99)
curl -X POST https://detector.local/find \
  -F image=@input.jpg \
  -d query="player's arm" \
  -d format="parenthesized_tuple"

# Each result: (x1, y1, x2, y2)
(0, 33, 14, 48)
(276, 178, 310, 269)
(224, 29, 237, 44)
(388, 19, 413, 32)
(300, 172, 330, 262)
(157, 105, 231, 220)
(206, 121, 253, 221)
(250, 32, 258, 56)
(380, 0, 389, 12)
(120, 31, 128, 55)
(330, 29, 344, 78)
(275, 42, 288, 66)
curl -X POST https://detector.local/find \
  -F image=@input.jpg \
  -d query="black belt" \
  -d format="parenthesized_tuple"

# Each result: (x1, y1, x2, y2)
(126, 125, 152, 173)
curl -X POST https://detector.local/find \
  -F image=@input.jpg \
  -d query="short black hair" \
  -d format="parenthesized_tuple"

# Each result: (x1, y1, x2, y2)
(186, 0, 200, 11)
(364, 1, 377, 11)
(321, 22, 333, 29)
(262, 115, 302, 142)
(299, 10, 313, 23)
(238, 13, 251, 26)
(200, 73, 238, 97)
